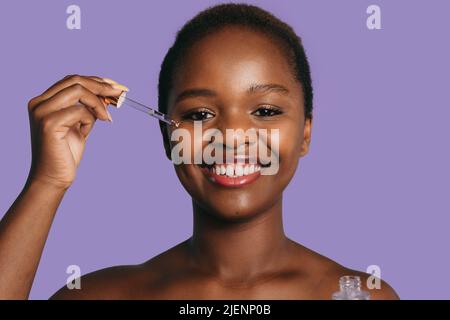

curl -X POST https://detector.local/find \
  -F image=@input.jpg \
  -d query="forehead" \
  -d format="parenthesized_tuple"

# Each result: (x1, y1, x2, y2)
(171, 26, 301, 99)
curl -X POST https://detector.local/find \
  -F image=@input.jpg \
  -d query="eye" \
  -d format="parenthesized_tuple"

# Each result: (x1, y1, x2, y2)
(182, 108, 215, 121)
(252, 105, 283, 117)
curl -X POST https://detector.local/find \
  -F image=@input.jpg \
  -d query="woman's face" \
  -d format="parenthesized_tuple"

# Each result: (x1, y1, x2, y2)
(165, 26, 312, 220)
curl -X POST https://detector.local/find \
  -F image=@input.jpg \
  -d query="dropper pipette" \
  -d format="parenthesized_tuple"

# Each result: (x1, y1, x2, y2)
(105, 92, 180, 127)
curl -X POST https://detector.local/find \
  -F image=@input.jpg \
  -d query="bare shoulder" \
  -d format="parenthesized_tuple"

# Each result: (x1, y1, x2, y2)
(348, 268, 399, 300)
(50, 240, 189, 300)
(49, 264, 155, 300)
(288, 240, 400, 300)
(330, 267, 400, 300)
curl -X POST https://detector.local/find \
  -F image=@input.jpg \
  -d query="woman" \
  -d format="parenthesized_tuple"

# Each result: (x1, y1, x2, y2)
(0, 3, 398, 299)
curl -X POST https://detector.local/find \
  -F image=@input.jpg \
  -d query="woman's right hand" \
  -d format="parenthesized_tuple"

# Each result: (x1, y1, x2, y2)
(26, 75, 129, 190)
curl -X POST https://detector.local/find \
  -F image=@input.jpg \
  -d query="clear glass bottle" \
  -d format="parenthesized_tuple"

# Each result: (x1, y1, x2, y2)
(332, 275, 371, 300)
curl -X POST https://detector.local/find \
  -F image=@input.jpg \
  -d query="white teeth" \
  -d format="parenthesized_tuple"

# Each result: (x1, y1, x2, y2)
(226, 165, 234, 177)
(209, 163, 261, 177)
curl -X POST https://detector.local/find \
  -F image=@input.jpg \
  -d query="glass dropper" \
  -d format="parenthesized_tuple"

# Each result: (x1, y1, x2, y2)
(105, 92, 180, 127)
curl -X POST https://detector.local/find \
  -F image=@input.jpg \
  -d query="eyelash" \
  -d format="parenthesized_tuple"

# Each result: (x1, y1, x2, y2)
(252, 105, 283, 117)
(181, 105, 283, 121)
(181, 108, 215, 121)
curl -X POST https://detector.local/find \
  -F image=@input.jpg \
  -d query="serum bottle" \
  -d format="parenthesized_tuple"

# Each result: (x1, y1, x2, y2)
(332, 276, 371, 300)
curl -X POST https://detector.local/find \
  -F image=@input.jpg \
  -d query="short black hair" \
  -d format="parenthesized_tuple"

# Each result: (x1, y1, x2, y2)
(158, 3, 313, 121)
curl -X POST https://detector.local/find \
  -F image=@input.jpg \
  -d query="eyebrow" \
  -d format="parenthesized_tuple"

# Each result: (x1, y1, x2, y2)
(247, 83, 290, 95)
(175, 83, 289, 103)
(175, 88, 216, 103)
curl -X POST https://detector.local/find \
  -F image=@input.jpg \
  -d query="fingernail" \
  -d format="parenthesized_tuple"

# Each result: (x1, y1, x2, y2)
(112, 83, 130, 92)
(102, 78, 129, 92)
(102, 77, 117, 84)
(105, 107, 113, 122)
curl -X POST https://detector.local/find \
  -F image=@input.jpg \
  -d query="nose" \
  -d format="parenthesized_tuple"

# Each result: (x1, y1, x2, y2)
(210, 107, 257, 154)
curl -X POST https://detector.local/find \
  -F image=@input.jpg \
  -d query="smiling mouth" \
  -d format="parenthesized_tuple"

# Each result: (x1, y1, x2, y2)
(198, 159, 270, 188)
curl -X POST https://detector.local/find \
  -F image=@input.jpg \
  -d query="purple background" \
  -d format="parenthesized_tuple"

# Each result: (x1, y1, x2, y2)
(0, 0, 449, 299)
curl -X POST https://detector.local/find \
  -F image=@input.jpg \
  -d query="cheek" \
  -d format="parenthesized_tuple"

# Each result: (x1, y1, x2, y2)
(272, 121, 304, 185)
(278, 122, 304, 161)
(173, 163, 208, 203)
(166, 125, 202, 172)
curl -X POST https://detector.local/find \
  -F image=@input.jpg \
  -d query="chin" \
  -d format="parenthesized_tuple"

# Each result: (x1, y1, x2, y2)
(175, 159, 290, 221)
(194, 190, 280, 223)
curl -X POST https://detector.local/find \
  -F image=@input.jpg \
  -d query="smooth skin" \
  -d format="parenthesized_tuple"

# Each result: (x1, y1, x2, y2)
(0, 27, 399, 300)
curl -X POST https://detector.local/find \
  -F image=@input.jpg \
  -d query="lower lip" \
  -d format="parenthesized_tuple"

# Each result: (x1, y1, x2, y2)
(200, 166, 261, 187)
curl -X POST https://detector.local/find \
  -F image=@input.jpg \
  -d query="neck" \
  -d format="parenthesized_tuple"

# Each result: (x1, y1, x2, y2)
(188, 196, 291, 283)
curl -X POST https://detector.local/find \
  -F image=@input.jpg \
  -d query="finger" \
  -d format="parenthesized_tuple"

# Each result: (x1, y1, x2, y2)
(86, 75, 104, 82)
(87, 75, 130, 91)
(28, 75, 93, 110)
(80, 116, 96, 139)
(86, 76, 130, 110)
(41, 105, 97, 139)
(33, 84, 112, 122)
(101, 78, 129, 92)
(29, 75, 125, 110)
(87, 75, 130, 107)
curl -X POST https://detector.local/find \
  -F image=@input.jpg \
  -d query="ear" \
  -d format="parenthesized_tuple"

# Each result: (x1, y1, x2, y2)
(299, 117, 312, 158)
(159, 122, 172, 160)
